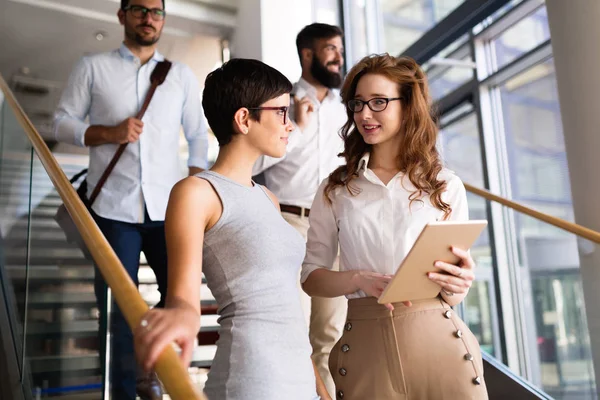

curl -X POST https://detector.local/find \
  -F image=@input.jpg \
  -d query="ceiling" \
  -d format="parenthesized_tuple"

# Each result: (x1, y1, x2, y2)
(0, 0, 237, 137)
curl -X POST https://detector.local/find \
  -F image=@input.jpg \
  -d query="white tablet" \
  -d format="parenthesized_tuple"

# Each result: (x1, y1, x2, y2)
(378, 220, 488, 304)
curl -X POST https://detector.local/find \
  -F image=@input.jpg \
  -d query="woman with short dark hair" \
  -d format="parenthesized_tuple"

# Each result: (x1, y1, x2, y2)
(134, 58, 328, 399)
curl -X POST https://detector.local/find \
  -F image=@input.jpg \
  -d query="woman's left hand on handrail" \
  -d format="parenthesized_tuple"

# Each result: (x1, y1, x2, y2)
(134, 304, 201, 372)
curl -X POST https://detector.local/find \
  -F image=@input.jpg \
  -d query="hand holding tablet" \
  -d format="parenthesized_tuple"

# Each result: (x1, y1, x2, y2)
(378, 220, 488, 305)
(427, 246, 476, 298)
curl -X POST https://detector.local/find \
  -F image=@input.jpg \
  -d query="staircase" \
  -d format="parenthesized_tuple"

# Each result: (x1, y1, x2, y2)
(1, 156, 218, 399)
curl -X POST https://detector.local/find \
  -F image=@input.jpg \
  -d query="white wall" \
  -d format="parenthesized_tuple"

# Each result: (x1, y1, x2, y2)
(260, 0, 312, 80)
(231, 0, 263, 60)
(166, 34, 223, 165)
(167, 35, 223, 88)
(232, 0, 341, 82)
(546, 0, 600, 394)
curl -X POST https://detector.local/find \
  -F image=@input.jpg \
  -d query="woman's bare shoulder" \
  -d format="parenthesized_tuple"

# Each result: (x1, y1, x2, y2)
(169, 176, 220, 207)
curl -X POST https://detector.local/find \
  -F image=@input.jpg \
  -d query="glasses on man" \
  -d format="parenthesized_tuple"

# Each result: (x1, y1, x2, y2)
(347, 97, 402, 113)
(124, 5, 166, 21)
(247, 106, 289, 125)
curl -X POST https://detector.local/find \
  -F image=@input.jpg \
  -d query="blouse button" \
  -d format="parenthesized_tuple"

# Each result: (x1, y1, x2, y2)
(345, 322, 352, 331)
(337, 390, 344, 398)
(464, 353, 474, 361)
(341, 344, 350, 353)
(473, 376, 482, 385)
(444, 310, 453, 319)
(455, 329, 463, 338)
(339, 368, 347, 376)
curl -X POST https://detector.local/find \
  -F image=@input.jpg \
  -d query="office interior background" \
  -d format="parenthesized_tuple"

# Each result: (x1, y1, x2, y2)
(1, 0, 599, 399)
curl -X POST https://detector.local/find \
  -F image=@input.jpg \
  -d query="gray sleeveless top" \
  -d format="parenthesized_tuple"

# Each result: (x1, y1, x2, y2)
(197, 171, 318, 400)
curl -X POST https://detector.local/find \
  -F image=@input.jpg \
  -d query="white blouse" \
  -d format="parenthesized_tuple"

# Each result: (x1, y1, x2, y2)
(301, 153, 469, 299)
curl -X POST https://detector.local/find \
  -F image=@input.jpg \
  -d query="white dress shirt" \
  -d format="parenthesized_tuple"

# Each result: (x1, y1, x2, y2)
(252, 78, 347, 209)
(301, 153, 469, 298)
(54, 43, 208, 223)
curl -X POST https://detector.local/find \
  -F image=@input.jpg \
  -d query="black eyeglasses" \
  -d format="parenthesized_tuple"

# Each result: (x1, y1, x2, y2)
(347, 97, 402, 113)
(247, 106, 289, 125)
(124, 5, 166, 21)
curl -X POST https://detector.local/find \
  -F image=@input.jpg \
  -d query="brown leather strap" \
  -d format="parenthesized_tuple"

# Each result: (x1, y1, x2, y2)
(280, 204, 310, 217)
(88, 60, 172, 205)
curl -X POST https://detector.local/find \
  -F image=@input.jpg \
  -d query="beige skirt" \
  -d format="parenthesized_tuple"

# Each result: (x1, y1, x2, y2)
(329, 297, 489, 400)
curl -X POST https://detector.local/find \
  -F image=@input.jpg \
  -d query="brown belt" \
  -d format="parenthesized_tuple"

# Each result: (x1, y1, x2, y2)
(280, 204, 310, 217)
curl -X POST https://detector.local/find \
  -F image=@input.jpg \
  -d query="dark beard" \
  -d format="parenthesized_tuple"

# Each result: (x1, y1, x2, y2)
(310, 54, 342, 88)
(125, 24, 160, 46)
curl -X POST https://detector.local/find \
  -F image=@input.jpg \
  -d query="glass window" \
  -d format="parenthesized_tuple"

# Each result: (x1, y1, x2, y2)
(428, 61, 473, 100)
(345, 0, 369, 64)
(381, 0, 466, 55)
(439, 109, 484, 187)
(474, 0, 524, 34)
(439, 108, 500, 357)
(313, 0, 342, 25)
(496, 57, 597, 398)
(492, 5, 550, 69)
(513, 212, 596, 399)
(499, 58, 572, 211)
(426, 41, 474, 100)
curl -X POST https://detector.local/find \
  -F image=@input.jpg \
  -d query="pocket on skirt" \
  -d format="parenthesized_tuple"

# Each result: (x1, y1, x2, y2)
(380, 319, 407, 394)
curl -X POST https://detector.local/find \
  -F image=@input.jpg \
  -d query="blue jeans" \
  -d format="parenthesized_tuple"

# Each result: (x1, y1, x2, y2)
(92, 210, 168, 400)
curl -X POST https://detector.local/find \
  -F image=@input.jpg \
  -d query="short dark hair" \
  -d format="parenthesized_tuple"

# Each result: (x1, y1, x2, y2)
(296, 23, 344, 61)
(121, 0, 165, 10)
(202, 59, 292, 146)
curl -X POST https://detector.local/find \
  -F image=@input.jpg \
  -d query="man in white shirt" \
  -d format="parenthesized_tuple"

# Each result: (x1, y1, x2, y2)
(253, 23, 348, 397)
(53, 1, 208, 399)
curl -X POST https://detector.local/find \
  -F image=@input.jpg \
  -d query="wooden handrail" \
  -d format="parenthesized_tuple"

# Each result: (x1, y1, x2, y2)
(0, 75, 206, 399)
(464, 183, 600, 244)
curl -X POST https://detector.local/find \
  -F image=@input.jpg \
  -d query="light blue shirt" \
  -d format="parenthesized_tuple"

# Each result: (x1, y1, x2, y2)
(54, 43, 208, 223)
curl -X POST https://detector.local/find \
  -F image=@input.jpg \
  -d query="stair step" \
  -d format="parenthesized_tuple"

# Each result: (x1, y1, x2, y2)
(0, 195, 63, 207)
(12, 217, 62, 229)
(1, 175, 63, 188)
(6, 247, 85, 260)
(8, 266, 157, 284)
(42, 391, 101, 400)
(6, 257, 90, 266)
(140, 285, 215, 304)
(26, 315, 219, 336)
(27, 320, 99, 336)
(26, 292, 96, 307)
(3, 205, 59, 218)
(0, 187, 61, 198)
(21, 290, 216, 311)
(7, 265, 95, 281)
(1, 197, 64, 207)
(6, 266, 211, 295)
(2, 165, 84, 176)
(1, 160, 85, 172)
(29, 354, 100, 375)
(7, 228, 67, 241)
(5, 238, 82, 250)
(190, 345, 216, 368)
(28, 345, 216, 374)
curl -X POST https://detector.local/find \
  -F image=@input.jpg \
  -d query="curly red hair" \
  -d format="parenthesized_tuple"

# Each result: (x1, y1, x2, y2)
(325, 54, 451, 218)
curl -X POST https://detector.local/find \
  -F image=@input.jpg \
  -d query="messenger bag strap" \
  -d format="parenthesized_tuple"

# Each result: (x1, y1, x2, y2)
(88, 59, 172, 206)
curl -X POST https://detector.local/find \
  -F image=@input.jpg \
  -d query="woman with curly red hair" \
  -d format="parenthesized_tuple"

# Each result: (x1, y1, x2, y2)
(301, 54, 488, 399)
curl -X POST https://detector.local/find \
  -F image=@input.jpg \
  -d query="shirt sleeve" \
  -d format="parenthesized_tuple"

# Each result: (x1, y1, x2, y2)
(445, 173, 469, 221)
(301, 179, 340, 283)
(53, 57, 92, 147)
(181, 66, 209, 169)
